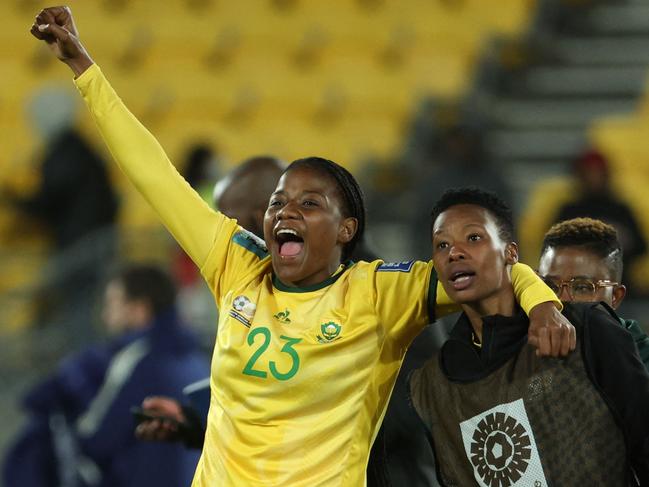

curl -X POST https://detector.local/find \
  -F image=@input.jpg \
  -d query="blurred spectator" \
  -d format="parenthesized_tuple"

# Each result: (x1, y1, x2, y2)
(212, 155, 286, 239)
(407, 121, 512, 260)
(173, 143, 219, 289)
(4, 128, 117, 251)
(2, 87, 118, 329)
(8, 135, 117, 250)
(2, 264, 209, 487)
(554, 149, 647, 293)
(7, 86, 118, 252)
(181, 143, 220, 206)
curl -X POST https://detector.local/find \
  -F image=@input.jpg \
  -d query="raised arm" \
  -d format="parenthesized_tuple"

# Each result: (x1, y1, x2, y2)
(30, 7, 219, 266)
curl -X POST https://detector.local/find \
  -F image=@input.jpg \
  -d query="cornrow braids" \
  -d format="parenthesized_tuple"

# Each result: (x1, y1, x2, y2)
(286, 157, 366, 261)
(542, 217, 622, 259)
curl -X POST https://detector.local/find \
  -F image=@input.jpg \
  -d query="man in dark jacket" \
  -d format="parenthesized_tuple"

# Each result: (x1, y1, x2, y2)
(2, 264, 209, 487)
(409, 188, 649, 486)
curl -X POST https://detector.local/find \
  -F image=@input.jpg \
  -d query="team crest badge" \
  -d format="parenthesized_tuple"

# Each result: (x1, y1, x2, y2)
(317, 321, 341, 343)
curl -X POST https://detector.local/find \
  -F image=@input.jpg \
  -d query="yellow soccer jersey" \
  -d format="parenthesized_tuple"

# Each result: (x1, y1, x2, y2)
(73, 63, 561, 487)
(195, 215, 436, 486)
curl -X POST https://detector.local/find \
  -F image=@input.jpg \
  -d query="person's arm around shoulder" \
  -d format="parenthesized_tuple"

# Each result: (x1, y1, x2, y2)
(511, 262, 575, 357)
(434, 262, 576, 357)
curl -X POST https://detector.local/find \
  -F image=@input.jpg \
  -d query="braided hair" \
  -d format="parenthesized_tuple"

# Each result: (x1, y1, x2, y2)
(285, 157, 366, 261)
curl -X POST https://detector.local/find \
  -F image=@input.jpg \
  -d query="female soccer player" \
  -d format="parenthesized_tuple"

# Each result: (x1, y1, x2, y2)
(30, 8, 574, 486)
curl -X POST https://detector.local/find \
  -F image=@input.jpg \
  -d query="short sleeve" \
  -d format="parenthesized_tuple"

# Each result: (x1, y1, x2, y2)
(372, 260, 436, 348)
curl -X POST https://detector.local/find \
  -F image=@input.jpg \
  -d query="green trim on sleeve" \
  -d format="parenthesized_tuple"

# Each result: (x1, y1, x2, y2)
(232, 230, 268, 259)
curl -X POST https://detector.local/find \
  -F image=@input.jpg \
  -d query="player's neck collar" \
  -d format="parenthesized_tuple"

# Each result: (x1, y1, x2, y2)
(273, 261, 354, 293)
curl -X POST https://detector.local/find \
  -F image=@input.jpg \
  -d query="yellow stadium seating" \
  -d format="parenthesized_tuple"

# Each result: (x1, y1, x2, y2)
(2, 0, 536, 330)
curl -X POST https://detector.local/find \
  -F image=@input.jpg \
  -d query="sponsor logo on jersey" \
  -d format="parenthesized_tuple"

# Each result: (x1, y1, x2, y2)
(230, 295, 257, 327)
(376, 260, 414, 273)
(273, 309, 291, 324)
(317, 321, 341, 343)
(459, 399, 547, 487)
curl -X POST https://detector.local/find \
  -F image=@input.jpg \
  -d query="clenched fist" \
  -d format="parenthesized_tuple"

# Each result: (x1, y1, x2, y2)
(30, 6, 93, 76)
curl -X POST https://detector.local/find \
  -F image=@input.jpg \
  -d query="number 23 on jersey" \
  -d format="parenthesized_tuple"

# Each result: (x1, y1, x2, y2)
(242, 326, 301, 381)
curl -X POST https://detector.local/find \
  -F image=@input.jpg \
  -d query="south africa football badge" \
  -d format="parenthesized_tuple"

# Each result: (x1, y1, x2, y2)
(317, 321, 342, 343)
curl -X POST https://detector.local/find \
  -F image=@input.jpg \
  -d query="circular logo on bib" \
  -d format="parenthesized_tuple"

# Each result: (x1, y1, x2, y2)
(470, 412, 532, 486)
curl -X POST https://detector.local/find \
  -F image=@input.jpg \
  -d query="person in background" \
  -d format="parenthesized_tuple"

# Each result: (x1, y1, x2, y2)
(212, 156, 287, 239)
(2, 264, 209, 487)
(1, 87, 118, 329)
(410, 188, 649, 485)
(538, 217, 649, 371)
(182, 144, 220, 202)
(554, 149, 647, 293)
(4, 87, 118, 252)
(173, 143, 220, 289)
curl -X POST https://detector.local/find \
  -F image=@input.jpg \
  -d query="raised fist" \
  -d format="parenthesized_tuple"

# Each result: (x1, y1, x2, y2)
(30, 6, 93, 75)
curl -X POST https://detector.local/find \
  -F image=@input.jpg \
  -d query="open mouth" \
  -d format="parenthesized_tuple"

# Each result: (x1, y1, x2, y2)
(275, 228, 305, 257)
(449, 270, 476, 290)
(450, 271, 475, 282)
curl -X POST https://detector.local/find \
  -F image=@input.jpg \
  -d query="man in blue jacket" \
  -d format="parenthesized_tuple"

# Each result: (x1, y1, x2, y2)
(3, 264, 209, 487)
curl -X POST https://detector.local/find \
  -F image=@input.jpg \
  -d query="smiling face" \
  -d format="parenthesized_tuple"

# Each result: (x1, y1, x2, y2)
(263, 165, 357, 287)
(432, 204, 518, 312)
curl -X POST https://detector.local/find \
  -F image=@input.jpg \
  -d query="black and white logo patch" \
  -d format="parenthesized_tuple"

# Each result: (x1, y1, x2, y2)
(231, 295, 256, 324)
(460, 399, 547, 487)
(233, 295, 250, 312)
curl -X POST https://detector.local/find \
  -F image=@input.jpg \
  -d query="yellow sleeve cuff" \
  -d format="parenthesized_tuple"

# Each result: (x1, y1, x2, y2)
(512, 262, 562, 314)
(73, 62, 101, 87)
